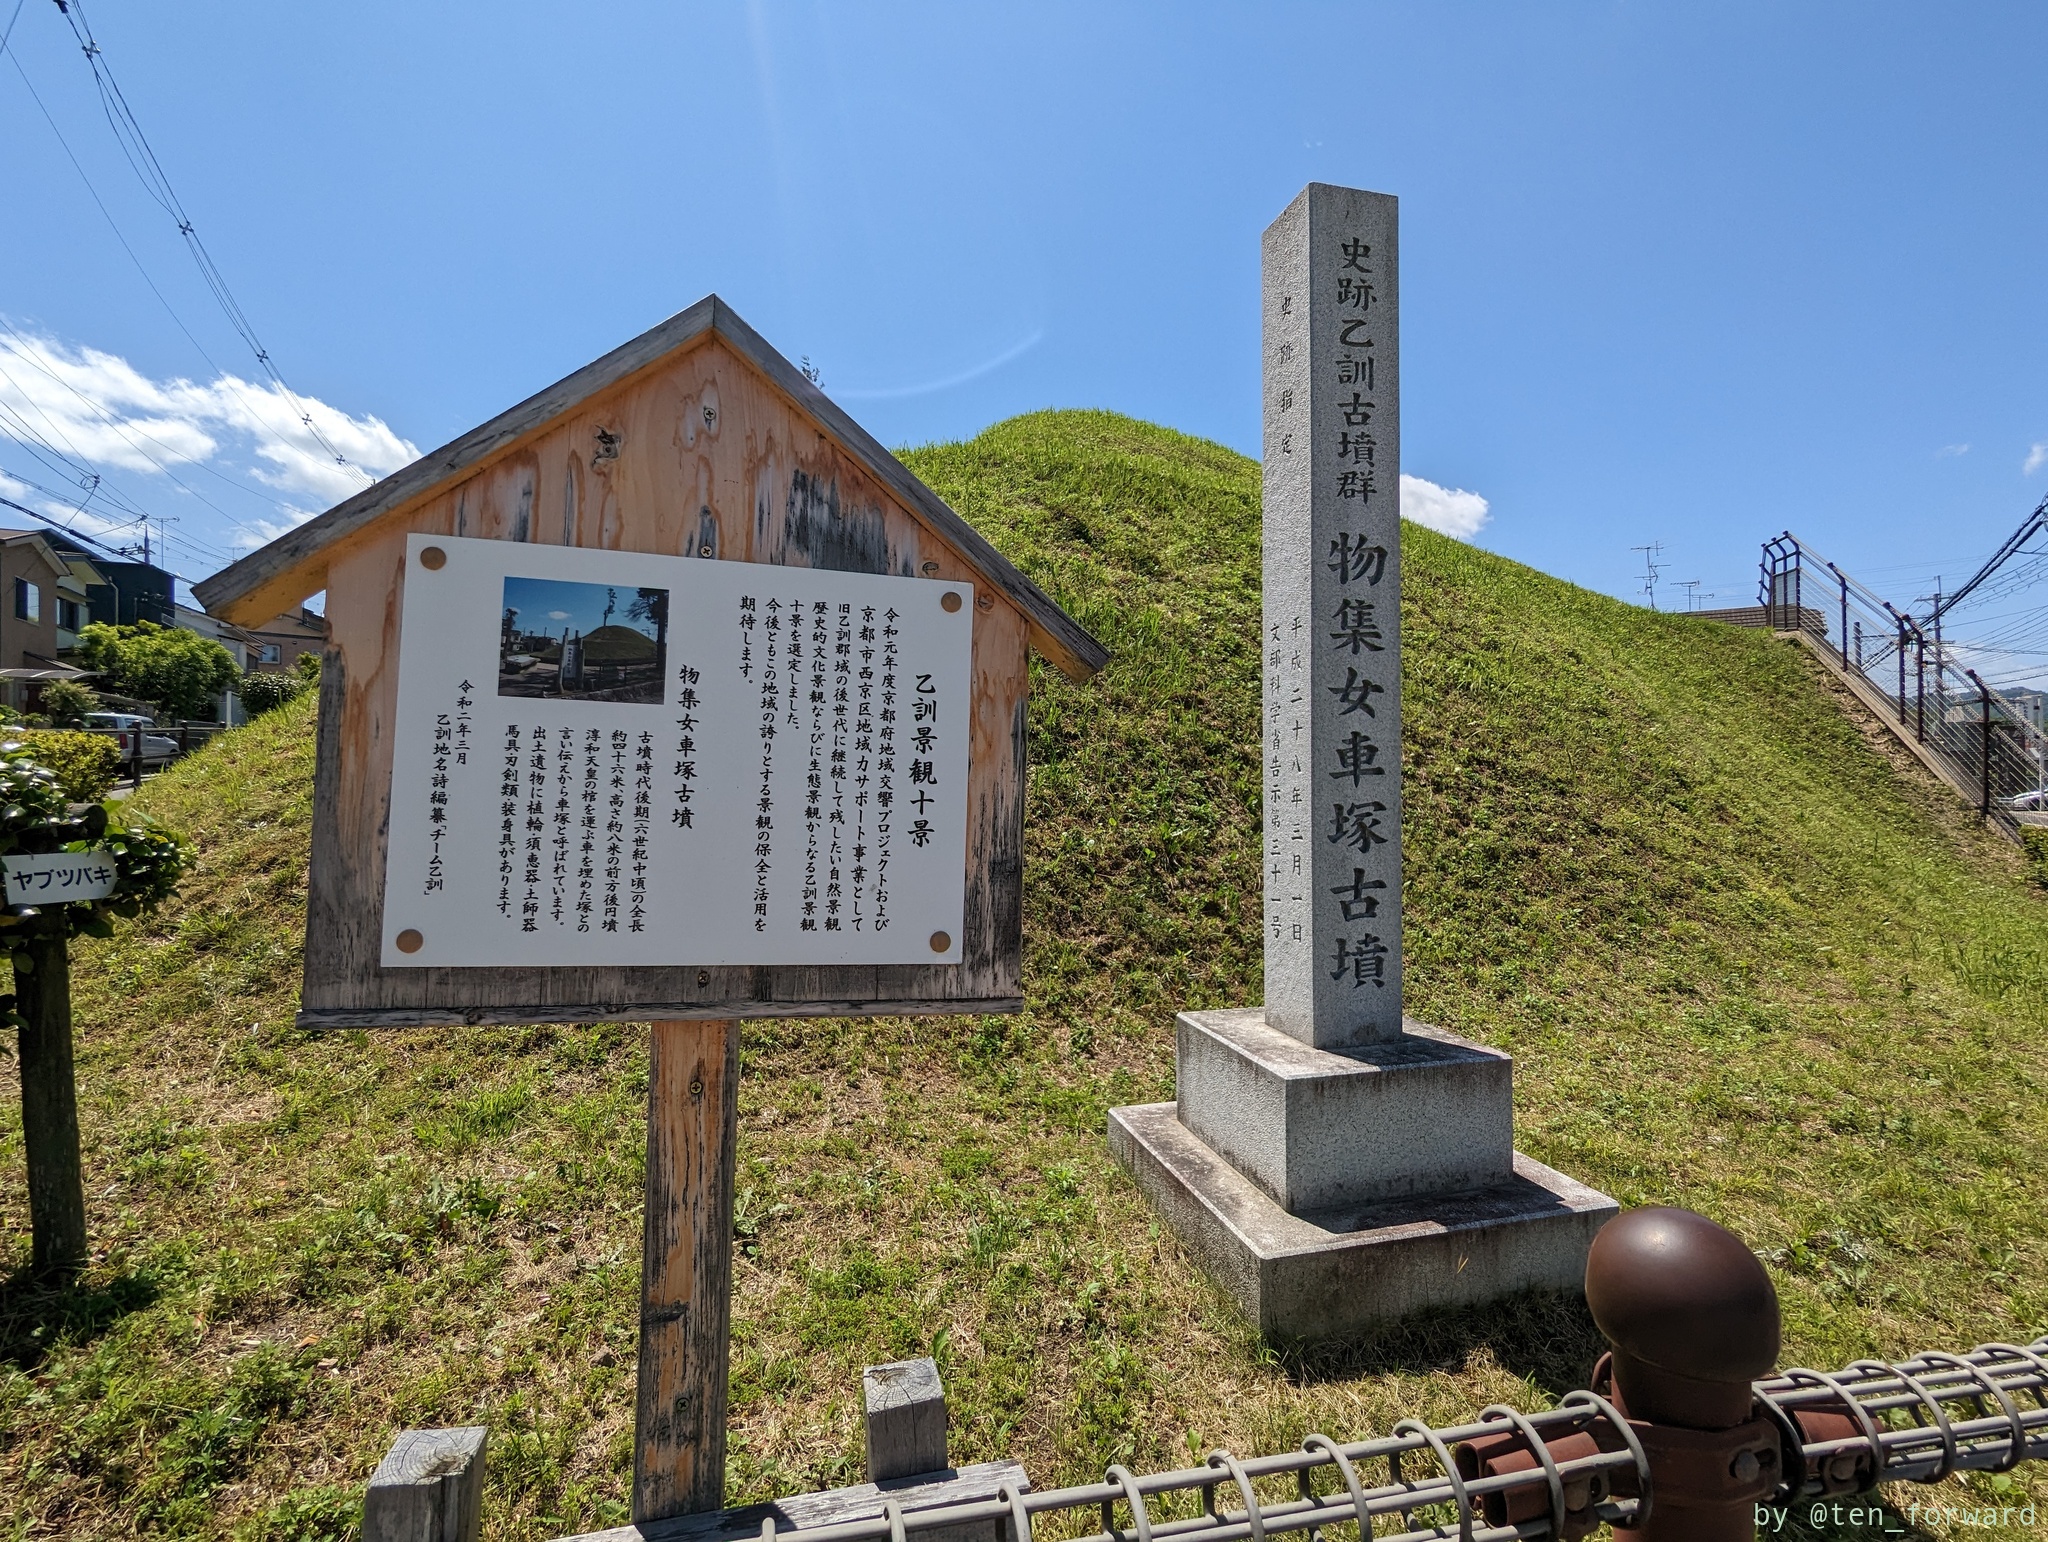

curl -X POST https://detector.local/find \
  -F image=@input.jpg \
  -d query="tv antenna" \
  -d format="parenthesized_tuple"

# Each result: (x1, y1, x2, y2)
(1631, 542, 1666, 611)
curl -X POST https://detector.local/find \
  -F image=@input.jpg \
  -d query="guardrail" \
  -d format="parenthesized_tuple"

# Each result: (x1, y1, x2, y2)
(365, 1208, 2046, 1542)
(1761, 532, 2048, 833)
(77, 721, 227, 788)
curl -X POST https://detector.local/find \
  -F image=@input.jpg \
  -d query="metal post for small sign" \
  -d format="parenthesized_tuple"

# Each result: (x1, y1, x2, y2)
(186, 295, 1107, 1522)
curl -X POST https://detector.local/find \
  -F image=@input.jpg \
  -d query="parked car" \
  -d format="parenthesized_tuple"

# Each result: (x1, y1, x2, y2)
(83, 712, 181, 767)
(1999, 787, 2048, 812)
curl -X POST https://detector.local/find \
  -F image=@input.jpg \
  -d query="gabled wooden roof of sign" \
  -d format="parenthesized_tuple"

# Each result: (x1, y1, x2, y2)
(191, 295, 1108, 682)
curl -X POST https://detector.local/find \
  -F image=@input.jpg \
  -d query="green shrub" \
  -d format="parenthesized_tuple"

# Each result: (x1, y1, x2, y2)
(39, 678, 101, 727)
(236, 671, 305, 715)
(2021, 826, 2048, 888)
(9, 728, 122, 802)
(294, 649, 322, 684)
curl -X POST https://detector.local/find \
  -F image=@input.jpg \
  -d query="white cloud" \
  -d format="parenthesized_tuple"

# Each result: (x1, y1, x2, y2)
(1400, 473, 1490, 540)
(0, 329, 419, 511)
(227, 509, 322, 552)
(2026, 443, 2048, 476)
(1938, 443, 1970, 458)
(548, 610, 571, 620)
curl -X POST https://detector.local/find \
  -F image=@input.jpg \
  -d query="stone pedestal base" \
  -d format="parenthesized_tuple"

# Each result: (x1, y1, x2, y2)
(1177, 1009, 1514, 1212)
(1110, 1101, 1614, 1339)
(1110, 1010, 1616, 1340)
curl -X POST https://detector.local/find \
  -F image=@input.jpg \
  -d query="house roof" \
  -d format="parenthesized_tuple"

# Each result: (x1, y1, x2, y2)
(0, 528, 79, 583)
(192, 295, 1108, 681)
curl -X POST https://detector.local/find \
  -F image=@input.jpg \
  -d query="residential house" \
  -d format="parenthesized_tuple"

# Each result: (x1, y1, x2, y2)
(38, 531, 175, 628)
(244, 605, 328, 673)
(0, 528, 102, 712)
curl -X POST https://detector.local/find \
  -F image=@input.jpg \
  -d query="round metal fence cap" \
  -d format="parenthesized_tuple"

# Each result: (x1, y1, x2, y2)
(1585, 1206, 1780, 1383)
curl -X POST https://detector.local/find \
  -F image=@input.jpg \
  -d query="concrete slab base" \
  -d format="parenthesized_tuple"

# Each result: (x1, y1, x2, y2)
(1109, 1101, 1617, 1341)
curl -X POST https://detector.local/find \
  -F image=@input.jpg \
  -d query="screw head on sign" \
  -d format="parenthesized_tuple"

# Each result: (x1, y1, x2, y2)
(418, 547, 446, 571)
(929, 931, 951, 953)
(942, 592, 963, 613)
(395, 929, 424, 953)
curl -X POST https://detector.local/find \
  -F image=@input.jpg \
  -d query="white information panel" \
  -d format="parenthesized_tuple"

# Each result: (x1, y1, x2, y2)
(382, 534, 972, 968)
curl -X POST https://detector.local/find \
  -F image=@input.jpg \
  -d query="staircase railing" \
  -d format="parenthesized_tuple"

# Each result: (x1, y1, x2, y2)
(1761, 532, 2048, 833)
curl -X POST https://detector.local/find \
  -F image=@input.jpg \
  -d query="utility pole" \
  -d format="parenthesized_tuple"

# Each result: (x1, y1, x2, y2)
(1916, 581, 1944, 672)
(1631, 543, 1666, 611)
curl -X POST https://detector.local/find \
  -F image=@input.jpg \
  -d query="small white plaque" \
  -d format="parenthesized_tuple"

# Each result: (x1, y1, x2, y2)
(3, 850, 118, 906)
(381, 534, 973, 968)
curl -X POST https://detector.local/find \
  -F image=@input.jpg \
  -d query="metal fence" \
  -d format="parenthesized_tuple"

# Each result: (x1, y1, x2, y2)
(717, 1337, 2048, 1542)
(77, 720, 226, 788)
(1762, 532, 2048, 833)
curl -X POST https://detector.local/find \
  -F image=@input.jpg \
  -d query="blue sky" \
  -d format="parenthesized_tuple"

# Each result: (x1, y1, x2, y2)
(3, 1, 2045, 626)
(503, 578, 661, 645)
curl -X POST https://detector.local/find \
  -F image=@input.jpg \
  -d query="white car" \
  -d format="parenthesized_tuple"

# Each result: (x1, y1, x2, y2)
(83, 712, 181, 766)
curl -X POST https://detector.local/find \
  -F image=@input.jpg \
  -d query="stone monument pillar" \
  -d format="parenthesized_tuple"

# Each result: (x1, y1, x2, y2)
(1109, 184, 1616, 1340)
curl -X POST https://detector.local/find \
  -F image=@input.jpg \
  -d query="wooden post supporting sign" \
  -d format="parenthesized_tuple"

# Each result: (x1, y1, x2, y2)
(635, 1018, 740, 1519)
(16, 934, 86, 1276)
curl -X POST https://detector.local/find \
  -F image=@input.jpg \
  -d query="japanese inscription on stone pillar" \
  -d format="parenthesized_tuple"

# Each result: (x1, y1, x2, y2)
(1262, 183, 1402, 1048)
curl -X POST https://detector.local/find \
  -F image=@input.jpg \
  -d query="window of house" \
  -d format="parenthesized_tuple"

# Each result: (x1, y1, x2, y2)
(260, 643, 283, 664)
(14, 578, 38, 623)
(57, 598, 81, 632)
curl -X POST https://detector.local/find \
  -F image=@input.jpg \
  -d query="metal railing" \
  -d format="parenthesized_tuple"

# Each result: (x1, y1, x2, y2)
(1762, 532, 2048, 833)
(76, 720, 226, 789)
(719, 1338, 2047, 1542)
(370, 1210, 2036, 1542)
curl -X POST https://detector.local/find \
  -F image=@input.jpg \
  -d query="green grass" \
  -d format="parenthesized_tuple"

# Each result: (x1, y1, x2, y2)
(2, 409, 2045, 1540)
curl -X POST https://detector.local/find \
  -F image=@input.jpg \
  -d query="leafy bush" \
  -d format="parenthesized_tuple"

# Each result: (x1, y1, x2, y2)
(74, 621, 240, 721)
(8, 729, 121, 802)
(39, 678, 100, 727)
(236, 671, 305, 715)
(0, 745, 189, 956)
(2021, 826, 2048, 888)
(294, 648, 322, 684)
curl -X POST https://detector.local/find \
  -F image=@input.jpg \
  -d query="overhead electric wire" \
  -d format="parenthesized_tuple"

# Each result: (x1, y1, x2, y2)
(0, 492, 207, 589)
(53, 0, 371, 490)
(0, 469, 146, 545)
(0, 328, 284, 541)
(1, 23, 344, 533)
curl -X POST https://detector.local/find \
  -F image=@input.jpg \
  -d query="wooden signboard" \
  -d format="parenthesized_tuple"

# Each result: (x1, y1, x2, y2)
(193, 296, 1105, 1521)
(195, 296, 1103, 1030)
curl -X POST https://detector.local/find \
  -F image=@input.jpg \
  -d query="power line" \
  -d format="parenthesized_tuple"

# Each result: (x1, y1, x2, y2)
(2, 20, 349, 529)
(0, 326, 281, 540)
(52, 0, 371, 490)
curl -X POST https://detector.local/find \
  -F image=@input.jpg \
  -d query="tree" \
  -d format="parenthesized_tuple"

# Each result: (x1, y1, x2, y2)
(73, 621, 240, 722)
(628, 587, 670, 645)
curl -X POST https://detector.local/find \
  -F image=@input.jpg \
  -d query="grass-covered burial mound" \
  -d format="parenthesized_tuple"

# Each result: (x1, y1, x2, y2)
(3, 410, 2045, 1538)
